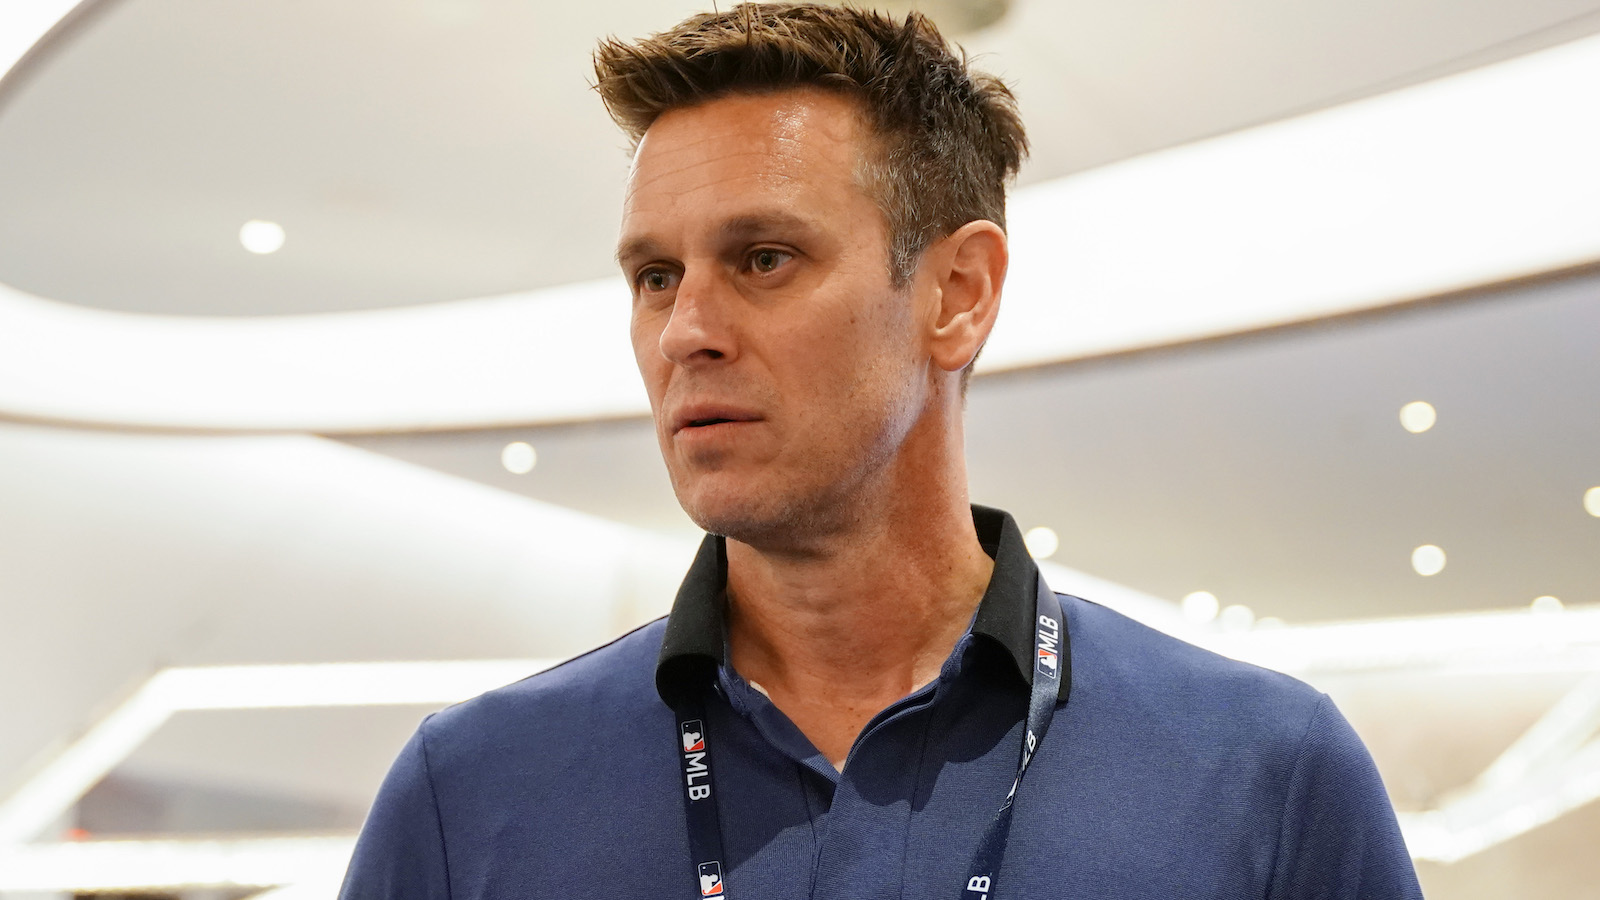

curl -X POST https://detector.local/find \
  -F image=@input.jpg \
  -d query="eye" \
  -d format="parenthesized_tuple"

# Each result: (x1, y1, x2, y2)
(637, 267, 679, 293)
(748, 248, 793, 274)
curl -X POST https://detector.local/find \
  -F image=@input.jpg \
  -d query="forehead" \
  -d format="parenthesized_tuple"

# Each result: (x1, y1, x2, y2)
(618, 88, 873, 243)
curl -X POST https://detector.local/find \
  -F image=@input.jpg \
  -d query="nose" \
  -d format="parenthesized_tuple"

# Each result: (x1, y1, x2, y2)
(659, 266, 737, 366)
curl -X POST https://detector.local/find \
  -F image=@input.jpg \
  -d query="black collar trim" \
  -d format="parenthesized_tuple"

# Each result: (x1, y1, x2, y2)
(655, 505, 1071, 708)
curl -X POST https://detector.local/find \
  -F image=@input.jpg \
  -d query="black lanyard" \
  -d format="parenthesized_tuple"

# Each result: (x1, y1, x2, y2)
(672, 575, 1066, 899)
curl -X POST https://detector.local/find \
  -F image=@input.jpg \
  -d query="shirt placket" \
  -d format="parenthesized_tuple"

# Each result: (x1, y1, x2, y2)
(720, 664, 951, 899)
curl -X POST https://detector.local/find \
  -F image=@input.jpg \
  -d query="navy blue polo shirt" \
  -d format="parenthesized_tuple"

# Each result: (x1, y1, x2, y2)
(340, 506, 1421, 899)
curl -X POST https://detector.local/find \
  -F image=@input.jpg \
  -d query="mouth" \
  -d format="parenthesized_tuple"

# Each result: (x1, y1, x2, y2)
(671, 406, 761, 435)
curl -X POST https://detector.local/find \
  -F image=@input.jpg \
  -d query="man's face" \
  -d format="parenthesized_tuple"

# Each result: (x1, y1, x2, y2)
(617, 88, 932, 544)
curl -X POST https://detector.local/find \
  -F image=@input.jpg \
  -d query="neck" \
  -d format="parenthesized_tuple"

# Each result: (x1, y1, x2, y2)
(723, 418, 993, 769)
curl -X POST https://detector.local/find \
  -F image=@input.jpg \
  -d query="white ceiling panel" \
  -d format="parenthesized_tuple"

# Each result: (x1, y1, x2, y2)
(1, 0, 1598, 316)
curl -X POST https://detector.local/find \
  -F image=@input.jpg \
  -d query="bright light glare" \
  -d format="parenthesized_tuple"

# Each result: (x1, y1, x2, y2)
(993, 32, 1600, 376)
(1400, 677, 1600, 864)
(1473, 674, 1600, 794)
(5, 606, 1600, 878)
(1412, 544, 1447, 576)
(0, 837, 354, 892)
(0, 659, 555, 846)
(0, 2, 79, 83)
(1533, 595, 1565, 614)
(1182, 591, 1220, 624)
(500, 441, 536, 474)
(158, 659, 552, 711)
(239, 220, 286, 254)
(1023, 526, 1059, 559)
(1033, 560, 1189, 635)
(1219, 604, 1256, 632)
(1399, 401, 1437, 434)
(1200, 602, 1600, 678)
(0, 684, 173, 846)
(1585, 486, 1600, 517)
(1402, 744, 1600, 863)
(250, 881, 344, 900)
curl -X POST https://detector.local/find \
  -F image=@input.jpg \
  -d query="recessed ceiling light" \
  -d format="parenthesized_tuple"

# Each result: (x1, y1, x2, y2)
(1219, 604, 1256, 632)
(1531, 595, 1564, 614)
(1585, 486, 1600, 517)
(1182, 591, 1219, 624)
(1023, 526, 1058, 559)
(238, 220, 285, 254)
(1399, 400, 1436, 434)
(1412, 544, 1447, 576)
(500, 441, 536, 474)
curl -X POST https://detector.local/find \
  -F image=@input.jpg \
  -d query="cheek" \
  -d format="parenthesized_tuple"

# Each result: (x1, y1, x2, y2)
(848, 305, 929, 429)
(630, 316, 667, 394)
(839, 294, 920, 384)
(783, 316, 918, 444)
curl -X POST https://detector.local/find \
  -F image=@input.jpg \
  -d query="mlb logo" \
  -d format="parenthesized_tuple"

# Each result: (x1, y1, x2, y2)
(1036, 647, 1058, 675)
(698, 861, 724, 896)
(681, 720, 705, 753)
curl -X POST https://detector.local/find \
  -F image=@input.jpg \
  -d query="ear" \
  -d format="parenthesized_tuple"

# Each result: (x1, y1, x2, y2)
(924, 220, 1007, 375)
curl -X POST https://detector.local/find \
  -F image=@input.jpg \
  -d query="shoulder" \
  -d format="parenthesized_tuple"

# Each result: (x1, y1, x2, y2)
(416, 617, 670, 761)
(1061, 593, 1327, 750)
(1045, 596, 1420, 896)
(347, 621, 694, 893)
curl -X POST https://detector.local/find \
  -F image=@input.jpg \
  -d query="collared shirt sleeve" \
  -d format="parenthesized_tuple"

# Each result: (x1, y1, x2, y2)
(340, 717, 452, 900)
(1269, 694, 1423, 900)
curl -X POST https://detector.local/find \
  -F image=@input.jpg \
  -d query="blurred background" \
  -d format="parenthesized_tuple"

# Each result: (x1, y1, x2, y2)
(1, 0, 1598, 897)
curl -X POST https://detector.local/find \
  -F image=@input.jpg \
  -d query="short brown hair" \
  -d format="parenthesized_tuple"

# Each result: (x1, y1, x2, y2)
(593, 2, 1027, 284)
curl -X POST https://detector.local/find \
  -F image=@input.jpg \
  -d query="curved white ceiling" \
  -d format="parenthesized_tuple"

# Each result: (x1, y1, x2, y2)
(0, 1, 77, 78)
(3, 27, 1600, 431)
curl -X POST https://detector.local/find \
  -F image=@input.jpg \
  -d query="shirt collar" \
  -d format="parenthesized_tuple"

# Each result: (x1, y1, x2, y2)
(655, 504, 1071, 708)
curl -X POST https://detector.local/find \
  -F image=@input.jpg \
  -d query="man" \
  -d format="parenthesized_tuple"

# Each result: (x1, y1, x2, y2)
(341, 5, 1423, 898)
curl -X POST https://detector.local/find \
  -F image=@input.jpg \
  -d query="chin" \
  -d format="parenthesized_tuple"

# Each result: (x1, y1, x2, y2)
(679, 492, 777, 543)
(673, 475, 769, 537)
(675, 476, 849, 550)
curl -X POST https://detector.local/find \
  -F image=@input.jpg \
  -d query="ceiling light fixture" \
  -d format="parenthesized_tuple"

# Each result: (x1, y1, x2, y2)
(500, 441, 536, 474)
(1219, 604, 1256, 632)
(1585, 486, 1600, 517)
(238, 220, 286, 255)
(1533, 595, 1565, 614)
(1398, 401, 1436, 434)
(1182, 591, 1220, 624)
(1411, 544, 1446, 576)
(1022, 526, 1058, 559)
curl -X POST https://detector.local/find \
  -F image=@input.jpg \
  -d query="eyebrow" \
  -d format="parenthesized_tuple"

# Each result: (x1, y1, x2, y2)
(614, 236, 661, 270)
(719, 211, 819, 243)
(616, 211, 822, 269)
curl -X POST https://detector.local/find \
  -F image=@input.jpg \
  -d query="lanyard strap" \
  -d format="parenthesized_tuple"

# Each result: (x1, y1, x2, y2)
(672, 576, 1066, 900)
(960, 577, 1064, 899)
(676, 692, 729, 896)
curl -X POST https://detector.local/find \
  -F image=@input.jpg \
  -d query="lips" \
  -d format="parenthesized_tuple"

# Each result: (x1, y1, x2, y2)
(670, 404, 761, 435)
